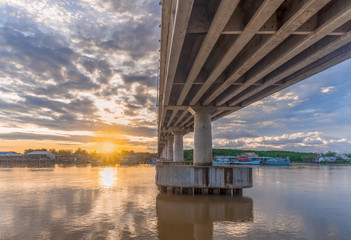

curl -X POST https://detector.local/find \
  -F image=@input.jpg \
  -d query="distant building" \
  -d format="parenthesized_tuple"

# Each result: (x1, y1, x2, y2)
(120, 156, 138, 165)
(0, 151, 18, 155)
(317, 156, 336, 163)
(26, 151, 56, 160)
(0, 152, 24, 161)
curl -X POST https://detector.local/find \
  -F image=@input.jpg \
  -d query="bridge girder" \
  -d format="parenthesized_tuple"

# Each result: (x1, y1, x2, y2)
(158, 0, 351, 154)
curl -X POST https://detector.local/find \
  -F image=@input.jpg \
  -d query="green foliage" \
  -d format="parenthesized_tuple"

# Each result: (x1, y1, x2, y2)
(183, 149, 317, 162)
(334, 159, 349, 163)
(58, 149, 73, 155)
(74, 148, 88, 155)
(184, 149, 193, 161)
(24, 148, 48, 154)
(323, 151, 336, 157)
(213, 149, 316, 162)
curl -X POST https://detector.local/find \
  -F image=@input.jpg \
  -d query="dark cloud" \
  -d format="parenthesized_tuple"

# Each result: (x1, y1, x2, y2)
(80, 58, 114, 84)
(96, 85, 119, 99)
(213, 128, 258, 140)
(19, 95, 98, 116)
(122, 60, 136, 68)
(98, 0, 160, 15)
(99, 13, 160, 59)
(122, 73, 157, 88)
(134, 85, 156, 105)
(1, 26, 74, 83)
(0, 132, 92, 142)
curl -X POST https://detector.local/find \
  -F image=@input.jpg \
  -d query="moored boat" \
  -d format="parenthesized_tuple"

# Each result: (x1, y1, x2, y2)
(260, 156, 290, 166)
(213, 156, 237, 166)
(234, 153, 261, 165)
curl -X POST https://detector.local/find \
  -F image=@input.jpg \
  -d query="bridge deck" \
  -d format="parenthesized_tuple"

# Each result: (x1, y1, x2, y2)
(158, 0, 351, 153)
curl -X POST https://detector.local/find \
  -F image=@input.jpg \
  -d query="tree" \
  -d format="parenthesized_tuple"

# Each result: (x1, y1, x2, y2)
(58, 149, 73, 155)
(74, 148, 88, 155)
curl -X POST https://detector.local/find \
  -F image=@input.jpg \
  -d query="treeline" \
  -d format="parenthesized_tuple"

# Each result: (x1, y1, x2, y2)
(23, 148, 158, 157)
(183, 149, 317, 162)
(323, 150, 351, 158)
(24, 148, 88, 155)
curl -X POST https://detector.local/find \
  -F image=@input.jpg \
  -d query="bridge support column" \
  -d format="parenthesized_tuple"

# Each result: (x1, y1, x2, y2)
(189, 107, 216, 166)
(171, 130, 186, 161)
(166, 136, 174, 161)
(160, 145, 166, 159)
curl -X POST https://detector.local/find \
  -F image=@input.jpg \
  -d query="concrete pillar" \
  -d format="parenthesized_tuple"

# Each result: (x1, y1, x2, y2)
(189, 107, 216, 166)
(166, 136, 174, 161)
(172, 131, 185, 161)
(160, 146, 166, 159)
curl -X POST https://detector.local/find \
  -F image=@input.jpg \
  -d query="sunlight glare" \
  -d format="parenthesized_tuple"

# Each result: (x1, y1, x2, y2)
(102, 142, 116, 153)
(99, 168, 118, 188)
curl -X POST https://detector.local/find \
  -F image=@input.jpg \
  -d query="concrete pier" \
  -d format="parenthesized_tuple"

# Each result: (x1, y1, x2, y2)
(189, 107, 216, 166)
(156, 161, 252, 196)
(172, 130, 185, 161)
(166, 136, 174, 161)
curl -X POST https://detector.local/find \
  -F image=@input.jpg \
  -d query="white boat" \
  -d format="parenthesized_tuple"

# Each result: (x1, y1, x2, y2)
(213, 156, 237, 166)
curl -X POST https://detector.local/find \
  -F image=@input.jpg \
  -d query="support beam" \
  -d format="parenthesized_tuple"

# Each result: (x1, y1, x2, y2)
(177, 0, 240, 106)
(204, 0, 331, 105)
(241, 43, 351, 107)
(163, 0, 194, 106)
(188, 107, 216, 166)
(164, 105, 240, 111)
(180, 115, 193, 127)
(167, 110, 178, 127)
(189, 0, 284, 105)
(229, 31, 351, 106)
(173, 110, 189, 127)
(215, 0, 351, 106)
(212, 43, 351, 121)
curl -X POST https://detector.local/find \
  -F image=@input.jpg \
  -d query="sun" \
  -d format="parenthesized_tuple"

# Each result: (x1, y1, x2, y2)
(101, 142, 117, 153)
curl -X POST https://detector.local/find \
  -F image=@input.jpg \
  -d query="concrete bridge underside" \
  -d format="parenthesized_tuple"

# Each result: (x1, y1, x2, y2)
(158, 0, 351, 165)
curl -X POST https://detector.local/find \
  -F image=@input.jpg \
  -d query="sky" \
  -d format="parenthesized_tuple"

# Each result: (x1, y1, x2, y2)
(0, 0, 350, 153)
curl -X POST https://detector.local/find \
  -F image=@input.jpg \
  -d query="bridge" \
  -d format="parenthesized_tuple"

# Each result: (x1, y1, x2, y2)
(156, 0, 351, 193)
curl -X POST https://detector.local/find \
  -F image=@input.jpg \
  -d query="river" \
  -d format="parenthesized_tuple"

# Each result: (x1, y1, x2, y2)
(0, 163, 350, 239)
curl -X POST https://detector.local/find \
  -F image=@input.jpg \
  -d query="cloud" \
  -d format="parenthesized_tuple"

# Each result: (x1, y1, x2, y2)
(212, 131, 351, 152)
(0, 0, 161, 152)
(213, 128, 258, 140)
(320, 86, 336, 94)
(0, 132, 92, 142)
(1, 0, 351, 153)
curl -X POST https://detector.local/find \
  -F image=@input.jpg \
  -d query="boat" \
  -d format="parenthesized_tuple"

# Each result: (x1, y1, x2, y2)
(261, 156, 290, 166)
(213, 156, 237, 166)
(234, 153, 261, 165)
(147, 158, 157, 165)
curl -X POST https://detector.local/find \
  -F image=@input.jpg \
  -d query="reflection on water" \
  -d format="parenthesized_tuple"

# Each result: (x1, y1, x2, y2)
(0, 164, 351, 239)
(99, 167, 118, 188)
(156, 194, 253, 240)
